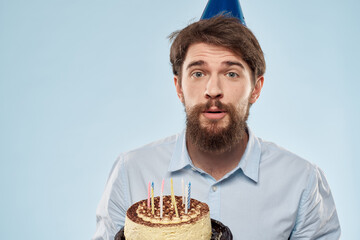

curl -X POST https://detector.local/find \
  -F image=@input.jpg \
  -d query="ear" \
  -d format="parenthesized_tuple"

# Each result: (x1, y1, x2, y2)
(249, 76, 264, 104)
(174, 76, 184, 103)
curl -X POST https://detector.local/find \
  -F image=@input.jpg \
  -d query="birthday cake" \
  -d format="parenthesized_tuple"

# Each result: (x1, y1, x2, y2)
(124, 195, 212, 240)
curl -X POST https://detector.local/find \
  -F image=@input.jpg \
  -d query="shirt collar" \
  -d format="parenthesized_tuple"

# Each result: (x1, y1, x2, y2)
(168, 128, 262, 183)
(237, 128, 261, 183)
(168, 129, 192, 172)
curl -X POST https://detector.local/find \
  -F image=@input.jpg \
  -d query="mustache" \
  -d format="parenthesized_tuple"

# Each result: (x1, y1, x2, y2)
(203, 100, 230, 111)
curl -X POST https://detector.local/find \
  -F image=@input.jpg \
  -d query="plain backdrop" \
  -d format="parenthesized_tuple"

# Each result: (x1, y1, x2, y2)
(1, 0, 359, 239)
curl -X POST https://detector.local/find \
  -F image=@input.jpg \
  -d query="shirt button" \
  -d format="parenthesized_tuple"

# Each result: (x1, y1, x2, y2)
(212, 186, 217, 192)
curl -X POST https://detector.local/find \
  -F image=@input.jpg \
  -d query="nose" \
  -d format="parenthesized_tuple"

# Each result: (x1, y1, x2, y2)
(204, 75, 223, 99)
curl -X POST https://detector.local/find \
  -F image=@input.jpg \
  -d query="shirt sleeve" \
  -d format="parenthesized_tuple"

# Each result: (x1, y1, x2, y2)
(92, 155, 130, 240)
(290, 165, 341, 239)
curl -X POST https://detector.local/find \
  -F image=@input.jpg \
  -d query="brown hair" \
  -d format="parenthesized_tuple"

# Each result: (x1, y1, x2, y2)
(169, 15, 266, 85)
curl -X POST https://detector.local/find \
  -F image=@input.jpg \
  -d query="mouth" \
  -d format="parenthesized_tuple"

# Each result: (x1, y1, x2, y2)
(202, 108, 227, 120)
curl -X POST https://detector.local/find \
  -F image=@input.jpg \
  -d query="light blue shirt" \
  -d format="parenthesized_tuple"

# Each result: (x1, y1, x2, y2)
(93, 129, 340, 240)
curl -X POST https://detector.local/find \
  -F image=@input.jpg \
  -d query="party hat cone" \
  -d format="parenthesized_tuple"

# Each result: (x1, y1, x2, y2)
(201, 0, 246, 26)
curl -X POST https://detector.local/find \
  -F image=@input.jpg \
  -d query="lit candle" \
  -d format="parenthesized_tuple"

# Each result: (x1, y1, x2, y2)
(185, 184, 188, 214)
(147, 181, 150, 209)
(160, 179, 164, 218)
(187, 182, 191, 210)
(151, 182, 155, 215)
(161, 179, 165, 193)
(170, 178, 179, 218)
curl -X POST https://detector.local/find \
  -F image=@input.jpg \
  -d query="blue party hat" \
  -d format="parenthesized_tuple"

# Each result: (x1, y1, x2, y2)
(201, 0, 246, 26)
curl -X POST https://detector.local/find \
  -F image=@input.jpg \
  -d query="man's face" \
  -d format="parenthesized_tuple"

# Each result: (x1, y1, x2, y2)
(174, 43, 263, 153)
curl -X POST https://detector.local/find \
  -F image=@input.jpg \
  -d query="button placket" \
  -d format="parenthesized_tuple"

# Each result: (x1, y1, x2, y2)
(208, 184, 221, 220)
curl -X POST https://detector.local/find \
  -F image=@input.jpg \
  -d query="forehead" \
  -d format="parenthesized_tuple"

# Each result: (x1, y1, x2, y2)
(182, 42, 252, 73)
(183, 42, 248, 70)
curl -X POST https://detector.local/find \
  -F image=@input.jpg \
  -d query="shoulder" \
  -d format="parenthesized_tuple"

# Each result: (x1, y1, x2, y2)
(105, 132, 181, 197)
(257, 137, 319, 185)
(255, 137, 333, 204)
(259, 138, 313, 169)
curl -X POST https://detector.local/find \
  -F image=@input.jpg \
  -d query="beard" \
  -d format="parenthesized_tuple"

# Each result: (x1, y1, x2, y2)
(185, 99, 250, 154)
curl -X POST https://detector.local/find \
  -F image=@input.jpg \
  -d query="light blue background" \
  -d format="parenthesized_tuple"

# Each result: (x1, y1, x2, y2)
(1, 0, 359, 239)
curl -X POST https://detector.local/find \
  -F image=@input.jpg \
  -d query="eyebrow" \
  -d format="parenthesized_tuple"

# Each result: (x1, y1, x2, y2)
(185, 60, 245, 70)
(186, 60, 205, 70)
(224, 61, 245, 69)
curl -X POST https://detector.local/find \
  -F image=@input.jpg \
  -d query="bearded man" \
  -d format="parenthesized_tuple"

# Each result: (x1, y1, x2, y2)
(93, 16, 340, 240)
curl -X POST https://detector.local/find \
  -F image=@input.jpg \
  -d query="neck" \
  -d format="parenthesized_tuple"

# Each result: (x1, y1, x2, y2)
(186, 132, 249, 181)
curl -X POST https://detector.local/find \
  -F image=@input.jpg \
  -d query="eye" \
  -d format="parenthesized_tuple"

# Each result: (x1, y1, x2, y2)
(226, 72, 239, 78)
(192, 71, 205, 78)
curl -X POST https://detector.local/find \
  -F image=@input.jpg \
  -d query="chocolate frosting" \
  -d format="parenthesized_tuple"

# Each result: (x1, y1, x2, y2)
(126, 195, 209, 227)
